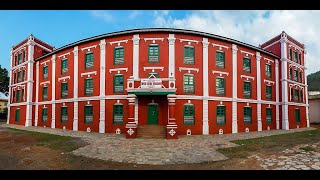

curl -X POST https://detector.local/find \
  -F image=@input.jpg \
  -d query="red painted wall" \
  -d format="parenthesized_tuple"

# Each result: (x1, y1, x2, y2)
(78, 100, 99, 132)
(288, 105, 307, 129)
(105, 99, 128, 133)
(208, 101, 232, 134)
(261, 104, 276, 130)
(37, 104, 52, 128)
(55, 102, 74, 130)
(9, 105, 26, 125)
(237, 102, 258, 133)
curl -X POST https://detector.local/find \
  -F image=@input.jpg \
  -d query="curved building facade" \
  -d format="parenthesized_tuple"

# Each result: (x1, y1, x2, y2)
(7, 28, 309, 139)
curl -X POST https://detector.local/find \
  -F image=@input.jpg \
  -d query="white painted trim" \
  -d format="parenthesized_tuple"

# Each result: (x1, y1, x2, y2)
(40, 60, 50, 66)
(40, 81, 50, 86)
(143, 67, 164, 72)
(288, 83, 304, 89)
(288, 42, 303, 52)
(263, 57, 275, 64)
(80, 71, 97, 77)
(264, 79, 275, 85)
(132, 34, 140, 79)
(212, 70, 229, 77)
(283, 79, 307, 87)
(144, 38, 164, 43)
(179, 38, 199, 45)
(261, 40, 280, 50)
(51, 54, 56, 129)
(58, 76, 71, 82)
(135, 98, 138, 124)
(99, 39, 106, 134)
(289, 63, 303, 71)
(12, 43, 27, 53)
(73, 46, 79, 131)
(280, 34, 289, 130)
(282, 58, 306, 69)
(240, 50, 254, 57)
(178, 67, 199, 73)
(12, 65, 27, 73)
(25, 37, 34, 127)
(58, 52, 71, 59)
(109, 68, 128, 74)
(275, 59, 280, 130)
(11, 61, 29, 71)
(81, 45, 97, 51)
(202, 37, 209, 135)
(9, 80, 30, 87)
(212, 43, 229, 50)
(256, 52, 262, 131)
(240, 75, 255, 81)
(35, 42, 53, 53)
(109, 40, 129, 46)
(35, 61, 39, 126)
(168, 34, 175, 79)
(232, 44, 238, 134)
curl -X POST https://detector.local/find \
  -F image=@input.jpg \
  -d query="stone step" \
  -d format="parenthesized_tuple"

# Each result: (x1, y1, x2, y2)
(137, 125, 166, 139)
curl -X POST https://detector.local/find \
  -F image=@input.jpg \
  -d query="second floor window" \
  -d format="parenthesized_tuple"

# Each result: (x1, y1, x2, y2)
(43, 66, 48, 79)
(289, 49, 293, 60)
(243, 57, 251, 73)
(184, 46, 194, 64)
(244, 81, 251, 98)
(216, 51, 225, 69)
(298, 54, 302, 64)
(21, 89, 24, 102)
(16, 90, 20, 102)
(294, 89, 299, 102)
(61, 59, 68, 74)
(266, 85, 272, 100)
(85, 78, 93, 96)
(289, 68, 292, 80)
(300, 90, 303, 102)
(244, 107, 252, 125)
(148, 44, 159, 63)
(294, 70, 298, 81)
(299, 72, 303, 83)
(114, 47, 124, 65)
(17, 71, 21, 83)
(114, 74, 124, 93)
(43, 86, 48, 100)
(266, 108, 272, 124)
(216, 77, 225, 96)
(85, 52, 94, 69)
(183, 74, 194, 94)
(61, 82, 68, 98)
(22, 70, 25, 82)
(265, 64, 272, 78)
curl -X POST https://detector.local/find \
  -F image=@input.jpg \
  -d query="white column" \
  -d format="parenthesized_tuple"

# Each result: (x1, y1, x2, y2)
(280, 33, 289, 130)
(73, 46, 79, 131)
(132, 34, 140, 79)
(7, 49, 13, 124)
(275, 59, 280, 129)
(304, 51, 310, 127)
(35, 61, 39, 126)
(168, 34, 176, 78)
(202, 37, 209, 135)
(25, 35, 35, 127)
(51, 55, 56, 129)
(256, 52, 262, 131)
(232, 44, 238, 133)
(99, 39, 106, 133)
(135, 98, 138, 124)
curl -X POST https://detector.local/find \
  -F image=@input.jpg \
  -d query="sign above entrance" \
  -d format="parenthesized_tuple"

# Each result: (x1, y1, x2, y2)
(141, 78, 162, 88)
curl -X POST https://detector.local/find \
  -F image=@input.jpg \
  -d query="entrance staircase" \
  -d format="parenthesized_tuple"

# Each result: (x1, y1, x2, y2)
(137, 125, 166, 139)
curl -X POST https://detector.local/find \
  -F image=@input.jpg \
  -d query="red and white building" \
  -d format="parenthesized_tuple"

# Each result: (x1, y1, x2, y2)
(7, 28, 309, 139)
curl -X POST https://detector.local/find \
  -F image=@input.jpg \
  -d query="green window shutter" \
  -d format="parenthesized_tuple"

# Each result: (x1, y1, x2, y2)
(243, 57, 251, 73)
(184, 105, 195, 125)
(294, 51, 298, 62)
(300, 90, 303, 102)
(183, 74, 194, 94)
(294, 89, 299, 102)
(148, 44, 159, 63)
(61, 59, 68, 74)
(266, 86, 272, 100)
(294, 70, 298, 81)
(184, 46, 195, 64)
(43, 66, 48, 79)
(114, 47, 124, 65)
(61, 107, 68, 123)
(216, 106, 226, 126)
(113, 104, 124, 124)
(84, 106, 93, 124)
(216, 51, 225, 69)
(61, 82, 68, 98)
(114, 75, 124, 93)
(85, 52, 94, 69)
(21, 89, 24, 102)
(18, 53, 22, 64)
(265, 64, 272, 78)
(289, 49, 293, 60)
(266, 108, 272, 124)
(148, 73, 159, 78)
(16, 90, 20, 102)
(244, 82, 251, 98)
(289, 69, 292, 80)
(85, 78, 93, 96)
(43, 87, 48, 100)
(299, 72, 302, 83)
(17, 71, 21, 83)
(298, 54, 301, 64)
(42, 108, 48, 122)
(15, 109, 20, 122)
(244, 107, 252, 124)
(295, 109, 300, 124)
(216, 77, 225, 96)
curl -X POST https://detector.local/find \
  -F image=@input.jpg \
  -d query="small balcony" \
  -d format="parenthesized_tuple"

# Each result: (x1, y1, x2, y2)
(113, 115, 124, 124)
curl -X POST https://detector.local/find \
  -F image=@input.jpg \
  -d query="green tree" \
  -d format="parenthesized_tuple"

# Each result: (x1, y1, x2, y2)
(0, 65, 9, 96)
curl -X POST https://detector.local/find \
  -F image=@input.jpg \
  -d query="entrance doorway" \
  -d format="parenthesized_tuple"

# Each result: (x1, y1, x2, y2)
(147, 103, 158, 125)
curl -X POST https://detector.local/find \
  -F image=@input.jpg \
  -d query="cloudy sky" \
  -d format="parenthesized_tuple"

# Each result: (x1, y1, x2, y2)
(0, 10, 319, 75)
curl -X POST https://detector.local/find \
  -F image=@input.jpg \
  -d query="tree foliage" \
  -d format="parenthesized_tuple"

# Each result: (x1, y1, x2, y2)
(307, 70, 320, 91)
(0, 65, 9, 96)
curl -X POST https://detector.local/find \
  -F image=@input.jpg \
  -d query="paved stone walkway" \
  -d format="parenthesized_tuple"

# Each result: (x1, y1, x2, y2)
(249, 142, 320, 170)
(2, 124, 315, 165)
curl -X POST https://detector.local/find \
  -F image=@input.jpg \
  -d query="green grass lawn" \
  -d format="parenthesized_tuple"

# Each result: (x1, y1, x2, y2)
(218, 128, 320, 159)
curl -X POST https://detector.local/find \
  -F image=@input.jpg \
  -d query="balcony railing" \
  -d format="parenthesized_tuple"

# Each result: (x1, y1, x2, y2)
(184, 85, 194, 93)
(217, 116, 225, 125)
(266, 117, 272, 124)
(216, 61, 225, 69)
(114, 86, 124, 93)
(43, 95, 48, 100)
(216, 87, 225, 96)
(184, 116, 194, 125)
(266, 71, 272, 78)
(42, 116, 48, 122)
(43, 73, 48, 79)
(184, 57, 194, 64)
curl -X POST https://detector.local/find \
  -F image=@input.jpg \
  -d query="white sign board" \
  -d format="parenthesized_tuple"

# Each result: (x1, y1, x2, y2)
(141, 78, 162, 88)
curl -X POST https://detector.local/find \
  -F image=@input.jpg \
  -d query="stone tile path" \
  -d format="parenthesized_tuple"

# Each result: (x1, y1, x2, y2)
(2, 124, 315, 165)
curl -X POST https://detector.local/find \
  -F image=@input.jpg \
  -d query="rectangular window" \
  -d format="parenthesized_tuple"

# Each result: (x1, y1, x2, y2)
(113, 105, 124, 124)
(43, 86, 48, 100)
(244, 107, 252, 125)
(61, 59, 68, 74)
(85, 78, 93, 96)
(85, 52, 94, 69)
(291, 88, 294, 101)
(114, 75, 124, 93)
(294, 89, 299, 102)
(17, 71, 21, 83)
(114, 47, 124, 65)
(84, 106, 93, 124)
(244, 81, 251, 98)
(299, 72, 303, 83)
(18, 53, 22, 64)
(61, 82, 68, 98)
(300, 90, 303, 102)
(295, 109, 300, 124)
(294, 51, 298, 62)
(289, 68, 292, 80)
(43, 66, 48, 79)
(14, 72, 16, 84)
(148, 73, 159, 78)
(266, 108, 272, 124)
(148, 44, 159, 63)
(294, 70, 298, 81)
(42, 108, 48, 122)
(61, 106, 68, 123)
(21, 88, 24, 102)
(183, 74, 194, 94)
(22, 70, 25, 82)
(289, 49, 293, 60)
(216, 106, 226, 126)
(183, 105, 194, 125)
(184, 46, 194, 64)
(15, 109, 20, 122)
(216, 51, 225, 69)
(265, 64, 272, 78)
(298, 54, 302, 64)
(16, 90, 20, 102)
(266, 85, 272, 100)
(12, 91, 15, 103)
(243, 57, 251, 73)
(216, 77, 225, 96)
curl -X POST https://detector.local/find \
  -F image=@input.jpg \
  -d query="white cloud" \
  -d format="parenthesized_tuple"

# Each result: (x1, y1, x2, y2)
(153, 10, 320, 75)
(90, 10, 113, 22)
(129, 10, 142, 19)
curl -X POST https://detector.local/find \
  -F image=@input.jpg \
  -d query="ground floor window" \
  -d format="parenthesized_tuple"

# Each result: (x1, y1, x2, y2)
(113, 104, 124, 124)
(15, 109, 20, 122)
(295, 109, 300, 124)
(266, 108, 272, 124)
(84, 106, 93, 124)
(183, 104, 194, 125)
(42, 108, 48, 122)
(216, 106, 226, 126)
(244, 107, 252, 125)
(61, 106, 68, 123)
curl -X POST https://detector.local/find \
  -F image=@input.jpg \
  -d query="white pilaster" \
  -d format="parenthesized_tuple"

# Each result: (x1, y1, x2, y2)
(73, 46, 79, 131)
(275, 59, 280, 129)
(232, 44, 238, 133)
(135, 98, 138, 124)
(256, 52, 262, 131)
(304, 52, 309, 127)
(35, 61, 39, 126)
(132, 34, 140, 79)
(202, 38, 209, 135)
(280, 33, 289, 130)
(7, 48, 13, 124)
(25, 35, 35, 127)
(99, 39, 106, 133)
(168, 34, 176, 78)
(51, 55, 56, 129)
